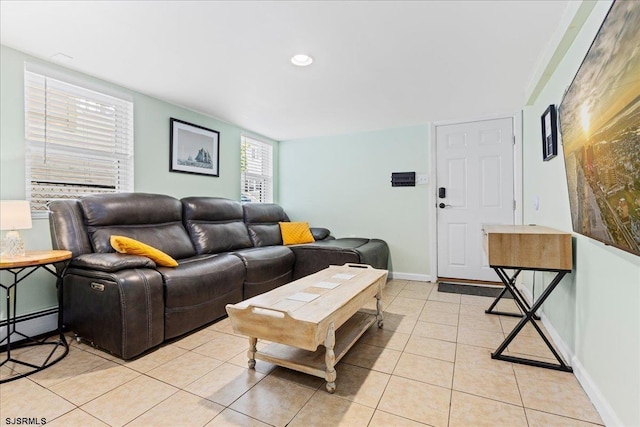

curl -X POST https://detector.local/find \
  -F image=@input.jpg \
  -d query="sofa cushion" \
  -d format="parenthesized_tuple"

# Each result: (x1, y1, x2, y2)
(182, 197, 252, 254)
(279, 222, 315, 245)
(243, 203, 288, 247)
(81, 193, 196, 259)
(232, 246, 295, 298)
(159, 253, 245, 338)
(90, 225, 195, 259)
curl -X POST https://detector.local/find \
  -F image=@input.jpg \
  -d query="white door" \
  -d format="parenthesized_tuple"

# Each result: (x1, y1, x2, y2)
(436, 117, 515, 281)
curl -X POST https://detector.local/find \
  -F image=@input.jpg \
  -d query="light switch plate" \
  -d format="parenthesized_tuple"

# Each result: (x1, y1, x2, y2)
(416, 174, 428, 185)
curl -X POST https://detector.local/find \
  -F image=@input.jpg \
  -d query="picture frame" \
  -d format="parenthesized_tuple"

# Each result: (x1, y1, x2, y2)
(170, 118, 220, 177)
(541, 104, 558, 161)
(558, 1, 640, 257)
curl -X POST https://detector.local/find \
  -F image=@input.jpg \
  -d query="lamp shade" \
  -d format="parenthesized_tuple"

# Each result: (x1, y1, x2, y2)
(0, 200, 33, 230)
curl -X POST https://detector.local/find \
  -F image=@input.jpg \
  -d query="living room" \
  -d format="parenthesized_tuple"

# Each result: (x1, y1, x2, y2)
(1, 1, 639, 426)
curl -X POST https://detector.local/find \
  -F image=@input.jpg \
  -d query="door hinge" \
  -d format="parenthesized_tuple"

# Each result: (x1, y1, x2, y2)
(513, 200, 516, 210)
(513, 135, 516, 145)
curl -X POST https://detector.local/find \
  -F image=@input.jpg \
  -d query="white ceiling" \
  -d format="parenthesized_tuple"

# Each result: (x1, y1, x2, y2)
(0, 1, 571, 141)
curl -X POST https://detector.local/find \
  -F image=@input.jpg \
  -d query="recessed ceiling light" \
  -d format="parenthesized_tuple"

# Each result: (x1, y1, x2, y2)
(291, 54, 313, 67)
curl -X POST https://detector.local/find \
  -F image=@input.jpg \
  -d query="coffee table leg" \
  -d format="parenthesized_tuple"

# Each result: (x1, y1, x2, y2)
(247, 337, 257, 369)
(325, 322, 336, 393)
(376, 291, 384, 328)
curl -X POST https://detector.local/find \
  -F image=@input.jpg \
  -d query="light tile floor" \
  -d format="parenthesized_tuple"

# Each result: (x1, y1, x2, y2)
(0, 280, 604, 427)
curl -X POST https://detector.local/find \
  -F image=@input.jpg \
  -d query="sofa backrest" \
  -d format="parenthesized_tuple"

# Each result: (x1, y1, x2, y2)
(80, 193, 196, 259)
(48, 193, 300, 259)
(242, 203, 289, 247)
(182, 197, 253, 254)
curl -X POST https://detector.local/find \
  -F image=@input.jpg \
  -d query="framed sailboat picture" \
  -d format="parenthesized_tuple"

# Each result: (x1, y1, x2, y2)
(170, 118, 220, 177)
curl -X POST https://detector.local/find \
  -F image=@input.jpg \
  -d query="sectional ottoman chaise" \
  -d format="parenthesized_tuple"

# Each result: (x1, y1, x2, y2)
(48, 193, 389, 359)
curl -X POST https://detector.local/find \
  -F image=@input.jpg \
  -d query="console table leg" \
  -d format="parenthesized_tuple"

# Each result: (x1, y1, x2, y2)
(325, 322, 336, 393)
(376, 291, 384, 328)
(247, 337, 257, 369)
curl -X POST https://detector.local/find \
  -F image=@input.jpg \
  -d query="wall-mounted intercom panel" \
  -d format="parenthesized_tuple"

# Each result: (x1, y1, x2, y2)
(391, 172, 416, 187)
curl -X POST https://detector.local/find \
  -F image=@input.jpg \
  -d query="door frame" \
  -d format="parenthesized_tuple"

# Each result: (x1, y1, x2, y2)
(429, 111, 524, 281)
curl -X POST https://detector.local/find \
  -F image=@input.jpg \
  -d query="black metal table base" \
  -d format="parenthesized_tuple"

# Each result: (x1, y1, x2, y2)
(1, 263, 69, 383)
(486, 266, 573, 372)
(1, 334, 69, 383)
(485, 269, 539, 320)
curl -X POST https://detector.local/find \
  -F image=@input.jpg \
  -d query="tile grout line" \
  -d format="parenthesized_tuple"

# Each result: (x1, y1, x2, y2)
(448, 292, 462, 427)
(37, 348, 146, 426)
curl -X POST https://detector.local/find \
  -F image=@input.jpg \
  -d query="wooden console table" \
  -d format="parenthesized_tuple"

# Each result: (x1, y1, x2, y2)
(0, 250, 72, 383)
(482, 225, 573, 372)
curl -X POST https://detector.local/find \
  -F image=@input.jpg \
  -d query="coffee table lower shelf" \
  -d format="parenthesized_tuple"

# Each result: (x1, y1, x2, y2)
(250, 310, 377, 393)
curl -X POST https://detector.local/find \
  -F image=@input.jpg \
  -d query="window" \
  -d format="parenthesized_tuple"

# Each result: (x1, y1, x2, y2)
(240, 136, 272, 203)
(24, 68, 134, 215)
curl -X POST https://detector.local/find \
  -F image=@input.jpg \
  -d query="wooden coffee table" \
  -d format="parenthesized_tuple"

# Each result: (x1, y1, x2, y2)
(226, 263, 387, 393)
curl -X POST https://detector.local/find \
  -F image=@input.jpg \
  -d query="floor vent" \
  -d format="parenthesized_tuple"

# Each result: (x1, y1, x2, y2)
(437, 281, 512, 298)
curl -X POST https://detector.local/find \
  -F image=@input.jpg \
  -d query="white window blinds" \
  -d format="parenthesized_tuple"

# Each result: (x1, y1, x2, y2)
(24, 70, 134, 214)
(240, 136, 273, 203)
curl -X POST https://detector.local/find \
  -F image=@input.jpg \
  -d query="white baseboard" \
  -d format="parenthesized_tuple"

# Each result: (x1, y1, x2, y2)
(571, 356, 623, 427)
(518, 284, 620, 426)
(388, 272, 432, 282)
(0, 312, 58, 342)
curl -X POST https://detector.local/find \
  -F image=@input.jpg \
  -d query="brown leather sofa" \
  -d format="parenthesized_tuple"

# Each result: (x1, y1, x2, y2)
(48, 193, 389, 359)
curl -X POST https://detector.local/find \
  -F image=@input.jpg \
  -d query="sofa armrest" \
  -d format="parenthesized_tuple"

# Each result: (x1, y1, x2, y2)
(70, 253, 156, 273)
(310, 227, 333, 241)
(289, 238, 389, 279)
(63, 266, 164, 359)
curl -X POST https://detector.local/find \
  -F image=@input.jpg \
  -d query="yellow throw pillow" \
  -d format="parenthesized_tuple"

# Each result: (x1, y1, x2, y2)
(279, 222, 315, 245)
(110, 235, 178, 267)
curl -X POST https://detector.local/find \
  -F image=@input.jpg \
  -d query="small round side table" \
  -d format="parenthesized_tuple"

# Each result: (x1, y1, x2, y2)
(1, 250, 72, 383)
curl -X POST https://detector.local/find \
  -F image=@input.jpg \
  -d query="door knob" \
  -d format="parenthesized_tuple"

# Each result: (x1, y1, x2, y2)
(438, 203, 451, 209)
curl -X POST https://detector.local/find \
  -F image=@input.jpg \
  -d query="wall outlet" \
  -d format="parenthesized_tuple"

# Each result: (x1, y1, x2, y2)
(416, 174, 429, 185)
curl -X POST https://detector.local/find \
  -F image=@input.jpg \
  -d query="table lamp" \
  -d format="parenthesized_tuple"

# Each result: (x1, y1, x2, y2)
(0, 200, 33, 257)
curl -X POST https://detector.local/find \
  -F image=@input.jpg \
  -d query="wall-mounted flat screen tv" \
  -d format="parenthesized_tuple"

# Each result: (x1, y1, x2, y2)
(559, 0, 640, 257)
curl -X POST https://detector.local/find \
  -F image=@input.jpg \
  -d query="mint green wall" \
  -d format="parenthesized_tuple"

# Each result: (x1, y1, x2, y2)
(522, 2, 640, 425)
(133, 96, 279, 201)
(0, 45, 278, 320)
(279, 126, 431, 277)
